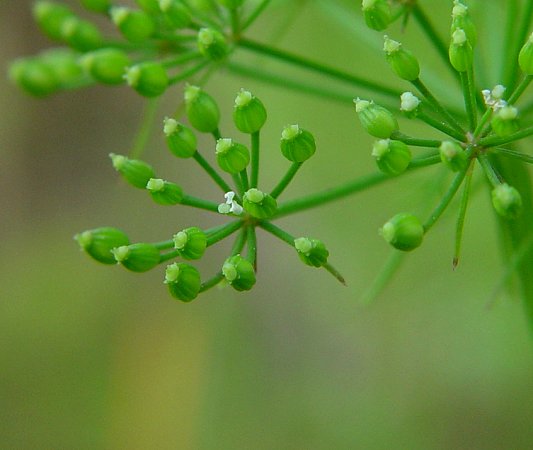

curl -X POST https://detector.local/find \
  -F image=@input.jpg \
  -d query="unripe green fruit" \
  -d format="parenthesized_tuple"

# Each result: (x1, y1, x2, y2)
(146, 178, 184, 205)
(491, 106, 520, 137)
(184, 85, 220, 133)
(451, 1, 477, 48)
(439, 141, 467, 172)
(9, 58, 59, 97)
(159, 0, 191, 28)
(60, 17, 103, 51)
(372, 139, 411, 176)
(355, 99, 399, 138)
(164, 118, 197, 158)
(197, 28, 229, 61)
(136, 0, 161, 14)
(294, 237, 329, 267)
(111, 7, 155, 43)
(216, 138, 250, 174)
(384, 36, 420, 81)
(81, 48, 131, 85)
(491, 184, 522, 219)
(81, 0, 111, 13)
(75, 227, 130, 264)
(280, 125, 316, 162)
(125, 62, 168, 97)
(233, 89, 267, 133)
(381, 213, 424, 251)
(449, 28, 473, 72)
(33, 1, 74, 41)
(113, 243, 161, 272)
(165, 263, 202, 302)
(519, 33, 533, 75)
(222, 255, 256, 291)
(173, 227, 207, 260)
(361, 0, 391, 31)
(242, 188, 277, 219)
(40, 49, 82, 84)
(110, 153, 156, 189)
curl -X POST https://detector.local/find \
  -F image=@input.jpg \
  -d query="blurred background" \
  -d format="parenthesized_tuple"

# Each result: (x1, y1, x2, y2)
(1, 1, 532, 449)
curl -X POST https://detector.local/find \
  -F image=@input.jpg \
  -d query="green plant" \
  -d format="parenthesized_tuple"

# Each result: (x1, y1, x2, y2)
(10, 0, 533, 325)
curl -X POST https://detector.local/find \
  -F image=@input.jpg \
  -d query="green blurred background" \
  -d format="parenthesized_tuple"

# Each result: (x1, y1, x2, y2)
(1, 1, 533, 449)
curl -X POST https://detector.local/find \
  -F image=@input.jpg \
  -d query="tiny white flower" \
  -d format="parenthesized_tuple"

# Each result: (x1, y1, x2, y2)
(218, 191, 243, 215)
(483, 85, 507, 111)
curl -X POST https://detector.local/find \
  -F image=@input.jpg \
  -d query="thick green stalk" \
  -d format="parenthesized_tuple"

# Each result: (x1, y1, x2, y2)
(250, 131, 260, 188)
(453, 161, 475, 268)
(181, 194, 220, 212)
(391, 131, 442, 148)
(258, 221, 294, 246)
(207, 220, 243, 246)
(270, 162, 302, 199)
(418, 111, 466, 141)
(246, 225, 257, 265)
(478, 153, 502, 187)
(193, 151, 233, 193)
(460, 67, 478, 131)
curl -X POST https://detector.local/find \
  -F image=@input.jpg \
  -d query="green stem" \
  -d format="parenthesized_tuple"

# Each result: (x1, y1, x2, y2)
(129, 98, 159, 159)
(160, 51, 202, 69)
(232, 173, 244, 196)
(479, 125, 533, 147)
(237, 38, 401, 100)
(359, 251, 405, 305)
(508, 75, 533, 104)
(181, 194, 220, 212)
(246, 225, 257, 265)
(478, 153, 502, 187)
(270, 162, 302, 199)
(423, 167, 469, 232)
(493, 147, 533, 164)
(460, 68, 477, 131)
(231, 227, 248, 255)
(411, 3, 450, 71)
(411, 78, 465, 134)
(418, 110, 465, 141)
(206, 220, 243, 246)
(168, 60, 210, 85)
(199, 272, 225, 292)
(250, 131, 260, 188)
(212, 128, 222, 140)
(258, 220, 294, 246)
(407, 153, 442, 168)
(473, 108, 493, 138)
(193, 151, 233, 193)
(241, 0, 272, 31)
(153, 239, 174, 250)
(240, 169, 249, 192)
(323, 262, 347, 286)
(230, 8, 240, 37)
(391, 131, 442, 148)
(159, 249, 180, 263)
(453, 160, 475, 268)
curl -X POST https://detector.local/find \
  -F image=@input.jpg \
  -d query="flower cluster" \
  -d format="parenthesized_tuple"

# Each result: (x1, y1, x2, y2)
(9, 0, 253, 98)
(356, 0, 532, 266)
(75, 86, 344, 301)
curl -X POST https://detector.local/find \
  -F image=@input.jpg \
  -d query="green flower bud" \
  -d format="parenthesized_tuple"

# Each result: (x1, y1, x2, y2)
(159, 0, 191, 29)
(383, 36, 420, 81)
(381, 213, 424, 251)
(217, 0, 245, 9)
(111, 7, 155, 42)
(280, 124, 316, 162)
(215, 138, 250, 174)
(491, 184, 522, 219)
(60, 16, 103, 51)
(9, 58, 59, 97)
(75, 227, 129, 264)
(81, 48, 131, 85)
(146, 178, 184, 205)
(222, 255, 256, 291)
(451, 0, 476, 48)
(197, 28, 229, 61)
(354, 98, 399, 138)
(399, 91, 421, 118)
(81, 0, 111, 13)
(110, 153, 156, 189)
(361, 0, 391, 31)
(173, 227, 207, 260)
(184, 85, 220, 133)
(113, 243, 161, 272)
(519, 33, 533, 75)
(124, 62, 168, 97)
(491, 106, 520, 137)
(233, 89, 267, 134)
(372, 139, 411, 176)
(439, 140, 467, 172)
(136, 0, 161, 14)
(33, 1, 74, 41)
(242, 188, 278, 219)
(165, 263, 202, 302)
(294, 237, 329, 267)
(40, 48, 83, 85)
(163, 118, 197, 158)
(449, 28, 473, 72)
